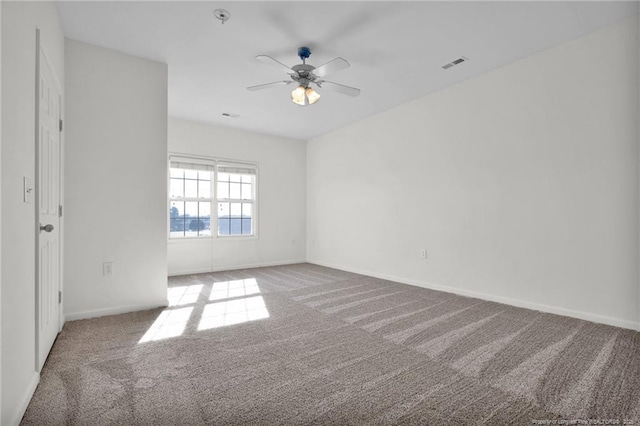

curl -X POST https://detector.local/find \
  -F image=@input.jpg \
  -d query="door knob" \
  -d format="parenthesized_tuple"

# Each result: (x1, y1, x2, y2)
(40, 223, 54, 233)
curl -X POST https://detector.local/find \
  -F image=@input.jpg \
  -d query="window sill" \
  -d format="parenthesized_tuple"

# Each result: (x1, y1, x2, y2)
(168, 235, 258, 243)
(216, 234, 258, 241)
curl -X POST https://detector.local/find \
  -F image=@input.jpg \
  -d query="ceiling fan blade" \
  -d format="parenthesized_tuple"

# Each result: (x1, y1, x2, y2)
(256, 55, 294, 75)
(247, 81, 292, 91)
(316, 80, 360, 97)
(312, 57, 350, 78)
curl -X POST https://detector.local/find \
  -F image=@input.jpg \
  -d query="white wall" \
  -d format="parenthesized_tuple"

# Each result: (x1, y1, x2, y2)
(1, 2, 64, 424)
(64, 40, 168, 320)
(0, 2, 3, 422)
(307, 17, 640, 330)
(168, 118, 306, 275)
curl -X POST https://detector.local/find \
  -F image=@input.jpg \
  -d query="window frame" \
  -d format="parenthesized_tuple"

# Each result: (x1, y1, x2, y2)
(167, 153, 259, 241)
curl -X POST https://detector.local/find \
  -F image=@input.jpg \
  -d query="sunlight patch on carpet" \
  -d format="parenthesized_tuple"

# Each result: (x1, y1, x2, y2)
(210, 278, 260, 301)
(139, 307, 193, 343)
(168, 285, 204, 306)
(198, 295, 269, 330)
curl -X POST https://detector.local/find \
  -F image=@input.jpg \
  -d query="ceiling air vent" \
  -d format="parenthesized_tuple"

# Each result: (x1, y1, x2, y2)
(442, 57, 468, 70)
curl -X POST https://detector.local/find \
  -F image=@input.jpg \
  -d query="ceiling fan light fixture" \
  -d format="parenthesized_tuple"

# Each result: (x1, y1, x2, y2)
(306, 87, 321, 104)
(291, 85, 321, 106)
(291, 85, 307, 105)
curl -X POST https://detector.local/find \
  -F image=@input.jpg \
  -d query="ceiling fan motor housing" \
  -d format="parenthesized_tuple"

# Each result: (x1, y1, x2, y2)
(291, 64, 317, 87)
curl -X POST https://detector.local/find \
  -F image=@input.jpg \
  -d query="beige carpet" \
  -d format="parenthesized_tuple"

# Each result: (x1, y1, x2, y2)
(22, 263, 640, 425)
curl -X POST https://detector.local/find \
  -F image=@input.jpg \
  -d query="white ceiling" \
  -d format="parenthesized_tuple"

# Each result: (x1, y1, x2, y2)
(56, 1, 639, 141)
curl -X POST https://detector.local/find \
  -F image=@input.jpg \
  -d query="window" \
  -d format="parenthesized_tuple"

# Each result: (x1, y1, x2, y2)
(216, 164, 255, 237)
(169, 166, 213, 238)
(169, 156, 257, 239)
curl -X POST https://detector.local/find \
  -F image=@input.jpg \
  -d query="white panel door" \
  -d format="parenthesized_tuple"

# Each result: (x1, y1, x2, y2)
(37, 42, 61, 371)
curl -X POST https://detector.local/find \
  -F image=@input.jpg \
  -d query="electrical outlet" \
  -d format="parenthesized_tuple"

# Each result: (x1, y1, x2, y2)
(420, 249, 427, 260)
(103, 262, 114, 276)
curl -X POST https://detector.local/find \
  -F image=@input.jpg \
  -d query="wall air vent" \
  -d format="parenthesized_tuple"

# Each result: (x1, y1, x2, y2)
(442, 57, 468, 70)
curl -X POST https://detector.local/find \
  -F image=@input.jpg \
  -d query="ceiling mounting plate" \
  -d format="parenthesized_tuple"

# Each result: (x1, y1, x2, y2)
(213, 9, 230, 24)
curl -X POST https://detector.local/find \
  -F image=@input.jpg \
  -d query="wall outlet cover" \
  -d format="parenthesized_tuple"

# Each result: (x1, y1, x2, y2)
(103, 262, 114, 276)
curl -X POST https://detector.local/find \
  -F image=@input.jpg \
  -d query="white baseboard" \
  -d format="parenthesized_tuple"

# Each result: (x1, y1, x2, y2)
(8, 371, 40, 426)
(168, 259, 307, 277)
(308, 259, 640, 332)
(65, 301, 168, 322)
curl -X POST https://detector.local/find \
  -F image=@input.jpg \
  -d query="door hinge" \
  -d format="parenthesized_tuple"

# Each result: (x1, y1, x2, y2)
(58, 291, 62, 304)
(59, 119, 63, 132)
(59, 205, 63, 217)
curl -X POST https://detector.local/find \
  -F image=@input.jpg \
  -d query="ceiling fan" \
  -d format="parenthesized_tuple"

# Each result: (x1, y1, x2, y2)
(247, 47, 361, 106)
